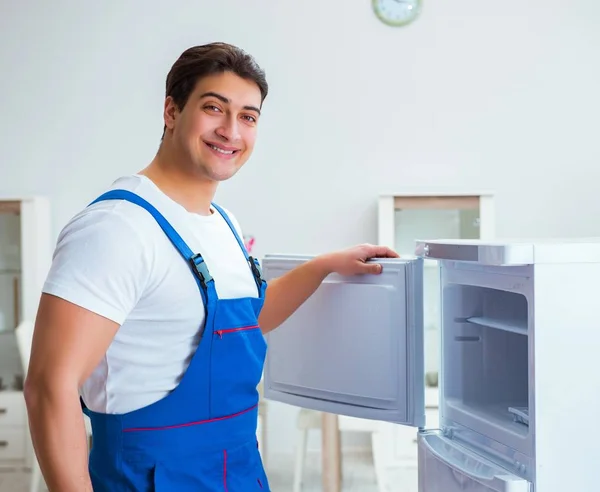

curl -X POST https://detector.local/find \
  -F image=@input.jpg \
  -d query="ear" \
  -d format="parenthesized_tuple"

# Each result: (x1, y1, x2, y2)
(163, 96, 179, 131)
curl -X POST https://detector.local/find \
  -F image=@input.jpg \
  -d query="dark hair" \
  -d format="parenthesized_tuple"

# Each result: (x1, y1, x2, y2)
(162, 42, 268, 137)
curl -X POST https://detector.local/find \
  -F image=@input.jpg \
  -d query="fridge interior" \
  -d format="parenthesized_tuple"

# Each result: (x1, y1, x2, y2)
(441, 281, 531, 457)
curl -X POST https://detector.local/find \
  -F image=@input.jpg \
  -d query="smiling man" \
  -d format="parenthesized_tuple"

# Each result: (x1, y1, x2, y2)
(24, 42, 398, 491)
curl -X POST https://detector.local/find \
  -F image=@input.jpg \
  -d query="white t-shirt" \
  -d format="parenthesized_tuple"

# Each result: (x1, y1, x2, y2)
(42, 174, 259, 414)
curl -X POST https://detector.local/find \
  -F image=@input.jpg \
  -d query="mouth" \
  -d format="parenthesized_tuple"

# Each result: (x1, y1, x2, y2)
(204, 142, 241, 158)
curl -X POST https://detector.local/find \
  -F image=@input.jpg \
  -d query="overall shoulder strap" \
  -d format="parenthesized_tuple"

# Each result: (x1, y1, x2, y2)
(89, 190, 214, 296)
(211, 202, 265, 293)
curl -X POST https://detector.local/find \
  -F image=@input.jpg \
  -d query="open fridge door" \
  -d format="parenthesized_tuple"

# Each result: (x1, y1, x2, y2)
(261, 255, 426, 427)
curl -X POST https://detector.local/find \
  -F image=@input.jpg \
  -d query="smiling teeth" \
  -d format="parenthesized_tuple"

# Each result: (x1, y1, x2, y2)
(209, 144, 234, 155)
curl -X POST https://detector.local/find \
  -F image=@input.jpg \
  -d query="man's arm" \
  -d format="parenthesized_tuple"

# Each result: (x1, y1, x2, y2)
(24, 294, 119, 492)
(259, 244, 398, 333)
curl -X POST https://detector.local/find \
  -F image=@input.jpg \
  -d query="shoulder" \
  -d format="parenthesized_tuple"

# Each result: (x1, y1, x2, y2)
(57, 175, 166, 247)
(59, 202, 147, 246)
(212, 204, 244, 238)
(43, 176, 169, 324)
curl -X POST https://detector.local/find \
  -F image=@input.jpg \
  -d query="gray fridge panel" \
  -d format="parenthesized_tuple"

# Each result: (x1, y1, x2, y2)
(261, 255, 425, 427)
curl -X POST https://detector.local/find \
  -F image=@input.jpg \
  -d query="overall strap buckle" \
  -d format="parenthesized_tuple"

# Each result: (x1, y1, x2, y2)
(248, 256, 264, 287)
(189, 254, 213, 290)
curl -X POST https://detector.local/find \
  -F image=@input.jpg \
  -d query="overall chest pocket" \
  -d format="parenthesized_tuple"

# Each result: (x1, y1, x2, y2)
(210, 298, 267, 418)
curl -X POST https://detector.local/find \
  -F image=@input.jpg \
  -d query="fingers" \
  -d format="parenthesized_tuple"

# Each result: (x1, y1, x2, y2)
(356, 260, 383, 274)
(362, 244, 400, 259)
(359, 244, 399, 275)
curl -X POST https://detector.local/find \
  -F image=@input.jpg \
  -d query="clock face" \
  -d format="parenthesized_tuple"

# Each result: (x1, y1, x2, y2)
(372, 0, 421, 27)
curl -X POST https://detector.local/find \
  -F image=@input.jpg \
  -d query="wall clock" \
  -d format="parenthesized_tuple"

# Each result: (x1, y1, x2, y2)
(372, 0, 422, 27)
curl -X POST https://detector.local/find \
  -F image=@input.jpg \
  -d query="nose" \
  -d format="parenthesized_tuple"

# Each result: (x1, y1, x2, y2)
(215, 115, 241, 141)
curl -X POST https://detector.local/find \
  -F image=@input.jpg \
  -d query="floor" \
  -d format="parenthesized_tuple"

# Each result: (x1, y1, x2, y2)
(0, 451, 418, 491)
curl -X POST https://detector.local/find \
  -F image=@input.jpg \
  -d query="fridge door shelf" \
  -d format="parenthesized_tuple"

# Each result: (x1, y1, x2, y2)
(261, 255, 426, 427)
(418, 431, 531, 492)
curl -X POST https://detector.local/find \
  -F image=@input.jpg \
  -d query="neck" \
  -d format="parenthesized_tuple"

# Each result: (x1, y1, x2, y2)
(139, 142, 217, 216)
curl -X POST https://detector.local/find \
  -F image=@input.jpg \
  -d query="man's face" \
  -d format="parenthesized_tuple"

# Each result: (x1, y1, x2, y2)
(164, 71, 262, 182)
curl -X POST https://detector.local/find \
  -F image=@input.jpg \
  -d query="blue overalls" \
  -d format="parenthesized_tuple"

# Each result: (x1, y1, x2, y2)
(82, 190, 270, 491)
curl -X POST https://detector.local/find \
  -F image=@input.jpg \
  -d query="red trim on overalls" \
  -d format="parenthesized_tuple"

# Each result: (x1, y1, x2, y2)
(215, 324, 260, 338)
(223, 449, 228, 491)
(122, 404, 258, 432)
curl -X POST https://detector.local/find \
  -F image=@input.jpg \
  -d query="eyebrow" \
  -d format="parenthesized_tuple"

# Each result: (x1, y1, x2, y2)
(199, 91, 261, 115)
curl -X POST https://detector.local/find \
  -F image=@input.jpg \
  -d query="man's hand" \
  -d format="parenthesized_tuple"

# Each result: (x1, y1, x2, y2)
(316, 243, 400, 277)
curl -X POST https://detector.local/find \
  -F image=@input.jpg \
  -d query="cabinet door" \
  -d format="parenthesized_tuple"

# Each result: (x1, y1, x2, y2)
(261, 255, 425, 427)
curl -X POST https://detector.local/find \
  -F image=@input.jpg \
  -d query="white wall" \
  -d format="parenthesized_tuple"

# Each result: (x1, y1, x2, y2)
(1, 0, 599, 459)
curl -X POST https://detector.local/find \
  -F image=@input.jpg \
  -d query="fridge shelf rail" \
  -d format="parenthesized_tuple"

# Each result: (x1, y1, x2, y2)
(463, 316, 528, 336)
(508, 406, 530, 426)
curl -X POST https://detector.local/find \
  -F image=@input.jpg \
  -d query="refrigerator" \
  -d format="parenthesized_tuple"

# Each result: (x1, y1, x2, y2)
(261, 238, 600, 492)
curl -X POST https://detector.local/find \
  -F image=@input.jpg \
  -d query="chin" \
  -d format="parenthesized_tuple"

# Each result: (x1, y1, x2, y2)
(202, 155, 247, 181)
(205, 165, 243, 182)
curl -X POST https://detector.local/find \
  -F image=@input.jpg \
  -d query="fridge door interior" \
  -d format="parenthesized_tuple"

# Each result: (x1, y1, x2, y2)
(418, 432, 531, 492)
(261, 255, 425, 427)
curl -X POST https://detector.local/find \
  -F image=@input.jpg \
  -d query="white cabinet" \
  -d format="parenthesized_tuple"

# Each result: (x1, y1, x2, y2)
(0, 196, 51, 469)
(0, 391, 27, 466)
(0, 197, 51, 333)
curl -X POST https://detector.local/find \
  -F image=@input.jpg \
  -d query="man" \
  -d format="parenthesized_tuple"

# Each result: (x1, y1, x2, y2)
(24, 42, 398, 491)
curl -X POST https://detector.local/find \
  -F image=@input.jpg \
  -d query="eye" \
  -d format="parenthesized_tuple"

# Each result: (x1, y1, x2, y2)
(204, 105, 222, 113)
(242, 114, 257, 124)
